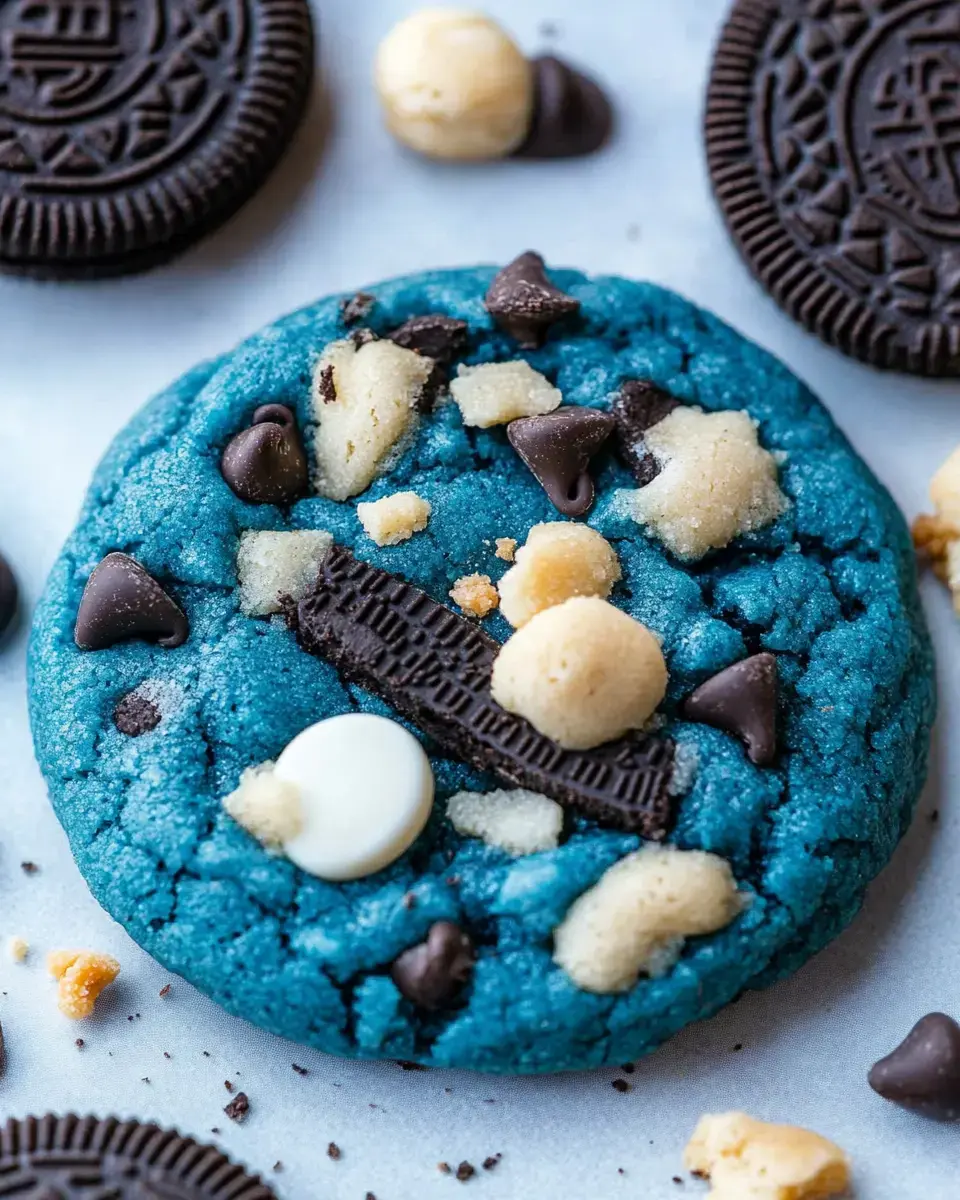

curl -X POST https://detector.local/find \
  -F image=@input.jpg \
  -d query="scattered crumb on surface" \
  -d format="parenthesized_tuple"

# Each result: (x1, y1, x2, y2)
(482, 1154, 502, 1170)
(438, 1162, 452, 1174)
(327, 1142, 342, 1161)
(8, 936, 28, 963)
(224, 1092, 250, 1123)
(449, 573, 499, 618)
(495, 537, 516, 562)
(357, 490, 432, 546)
(273, 1161, 283, 1173)
(20, 862, 38, 875)
(612, 1078, 631, 1093)
(292, 1062, 308, 1076)
(75, 1038, 85, 1050)
(456, 1162, 476, 1182)
(48, 950, 120, 1020)
(224, 1080, 234, 1093)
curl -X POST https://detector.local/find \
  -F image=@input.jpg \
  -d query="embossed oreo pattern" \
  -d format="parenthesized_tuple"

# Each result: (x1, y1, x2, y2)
(0, 1, 314, 277)
(707, 0, 960, 375)
(0, 1114, 275, 1199)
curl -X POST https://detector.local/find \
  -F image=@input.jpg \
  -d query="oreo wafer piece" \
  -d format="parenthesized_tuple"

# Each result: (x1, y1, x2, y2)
(0, 1114, 276, 1199)
(706, 0, 960, 375)
(296, 545, 676, 838)
(0, 1, 314, 279)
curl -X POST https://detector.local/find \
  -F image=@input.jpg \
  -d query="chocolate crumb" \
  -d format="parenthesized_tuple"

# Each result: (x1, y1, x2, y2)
(438, 1162, 452, 1175)
(20, 862, 38, 875)
(210, 1128, 221, 1135)
(224, 1080, 234, 1093)
(159, 984, 172, 997)
(317, 364, 337, 405)
(141, 1077, 151, 1084)
(618, 1167, 626, 1176)
(397, 1059, 427, 1071)
(224, 1092, 250, 1123)
(202, 1051, 211, 1057)
(673, 1177, 684, 1186)
(611, 1078, 631, 1093)
(292, 1062, 308, 1076)
(273, 1162, 283, 1173)
(621, 1063, 635, 1073)
(327, 1142, 342, 1161)
(930, 809, 940, 823)
(365, 1193, 376, 1200)
(482, 1154, 502, 1171)
(114, 691, 161, 737)
(75, 1038, 85, 1050)
(456, 1162, 476, 1182)
(732, 1043, 743, 1052)
(340, 292, 374, 326)
(402, 891, 417, 910)
(163, 1052, 171, 1059)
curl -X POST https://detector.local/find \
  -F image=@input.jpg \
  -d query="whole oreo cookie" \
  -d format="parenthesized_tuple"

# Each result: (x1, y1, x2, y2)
(0, 0, 314, 278)
(0, 1114, 274, 1198)
(706, 0, 960, 375)
(30, 262, 934, 1073)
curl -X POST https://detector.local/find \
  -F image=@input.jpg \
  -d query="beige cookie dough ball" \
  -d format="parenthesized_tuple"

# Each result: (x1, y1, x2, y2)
(375, 9, 534, 161)
(490, 596, 667, 750)
(498, 522, 621, 627)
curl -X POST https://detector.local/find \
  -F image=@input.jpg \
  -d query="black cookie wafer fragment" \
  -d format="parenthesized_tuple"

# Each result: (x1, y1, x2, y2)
(514, 56, 614, 160)
(295, 545, 676, 837)
(612, 380, 679, 486)
(706, 0, 960, 375)
(75, 554, 188, 651)
(0, 1114, 276, 1198)
(485, 252, 580, 348)
(0, 2, 315, 279)
(0, 553, 17, 640)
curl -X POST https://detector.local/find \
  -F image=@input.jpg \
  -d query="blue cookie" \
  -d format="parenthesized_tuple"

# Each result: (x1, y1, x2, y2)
(29, 259, 935, 1073)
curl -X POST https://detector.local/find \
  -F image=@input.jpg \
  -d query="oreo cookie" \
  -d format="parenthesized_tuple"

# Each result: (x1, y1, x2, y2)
(706, 0, 960, 375)
(0, 1114, 275, 1199)
(0, 1, 314, 278)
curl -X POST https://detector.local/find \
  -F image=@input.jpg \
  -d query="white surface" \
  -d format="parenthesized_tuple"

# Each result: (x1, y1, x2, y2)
(0, 1, 956, 1196)
(277, 714, 434, 881)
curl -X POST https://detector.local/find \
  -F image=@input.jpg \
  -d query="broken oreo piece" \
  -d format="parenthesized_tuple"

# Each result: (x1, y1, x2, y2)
(0, 552, 18, 640)
(75, 554, 189, 652)
(485, 252, 580, 348)
(340, 292, 375, 326)
(507, 408, 615, 517)
(221, 405, 308, 506)
(295, 545, 676, 837)
(389, 315, 469, 364)
(683, 653, 778, 767)
(612, 380, 679, 486)
(515, 56, 614, 160)
(114, 692, 162, 738)
(391, 921, 476, 1010)
(0, 1114, 276, 1198)
(869, 1013, 960, 1122)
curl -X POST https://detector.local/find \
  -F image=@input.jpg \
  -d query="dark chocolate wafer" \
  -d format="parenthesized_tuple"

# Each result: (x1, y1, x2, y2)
(0, 1114, 275, 1199)
(706, 0, 960, 375)
(295, 545, 676, 837)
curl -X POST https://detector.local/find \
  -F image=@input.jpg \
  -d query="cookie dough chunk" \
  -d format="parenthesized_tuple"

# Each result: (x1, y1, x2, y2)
(451, 361, 561, 429)
(495, 537, 517, 561)
(498, 522, 621, 627)
(447, 787, 563, 856)
(491, 597, 666, 750)
(913, 445, 960, 611)
(237, 529, 332, 616)
(223, 763, 304, 846)
(450, 573, 499, 618)
(375, 10, 534, 161)
(623, 407, 787, 560)
(9, 936, 28, 963)
(358, 491, 432, 546)
(313, 338, 436, 501)
(684, 1112, 851, 1200)
(48, 950, 121, 1019)
(553, 847, 744, 993)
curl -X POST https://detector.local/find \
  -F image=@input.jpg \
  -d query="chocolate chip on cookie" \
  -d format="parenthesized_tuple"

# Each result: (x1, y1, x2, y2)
(221, 405, 308, 507)
(515, 56, 613, 159)
(389, 315, 469, 364)
(507, 407, 615, 517)
(0, 552, 18, 640)
(869, 1012, 960, 1121)
(75, 554, 188, 651)
(612, 380, 680, 486)
(683, 654, 778, 767)
(485, 252, 580, 348)
(391, 922, 476, 1010)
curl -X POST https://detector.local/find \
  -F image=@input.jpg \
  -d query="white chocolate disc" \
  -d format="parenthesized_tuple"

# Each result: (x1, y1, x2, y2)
(274, 714, 434, 882)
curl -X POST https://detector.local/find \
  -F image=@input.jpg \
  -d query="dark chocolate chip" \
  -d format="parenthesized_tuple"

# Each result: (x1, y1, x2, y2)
(317, 365, 338, 405)
(224, 1092, 250, 1123)
(0, 553, 17, 640)
(515, 55, 613, 159)
(340, 292, 375, 326)
(295, 546, 677, 836)
(113, 692, 162, 738)
(389, 314, 469, 364)
(869, 1013, 960, 1121)
(221, 404, 308, 506)
(683, 653, 778, 766)
(507, 407, 615, 517)
(75, 553, 189, 652)
(391, 922, 475, 1011)
(612, 381, 680, 486)
(485, 251, 580, 348)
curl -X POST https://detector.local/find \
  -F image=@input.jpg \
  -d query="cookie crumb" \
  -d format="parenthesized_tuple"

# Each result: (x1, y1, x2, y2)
(75, 1038, 85, 1050)
(621, 1062, 635, 1073)
(482, 1154, 502, 1170)
(497, 522, 621, 628)
(163, 1052, 171, 1059)
(223, 761, 304, 846)
(159, 984, 172, 997)
(8, 936, 28, 963)
(20, 862, 38, 875)
(449, 573, 499, 619)
(273, 1161, 283, 1173)
(612, 1078, 631, 1093)
(358, 491, 432, 547)
(495, 537, 517, 562)
(447, 787, 563, 856)
(456, 1161, 476, 1182)
(672, 1177, 684, 1186)
(292, 1062, 309, 1076)
(237, 528, 334, 618)
(732, 1043, 743, 1052)
(340, 292, 375, 326)
(224, 1080, 234, 1093)
(223, 1093, 250, 1123)
(438, 1162, 452, 1174)
(48, 950, 120, 1019)
(451, 360, 561, 428)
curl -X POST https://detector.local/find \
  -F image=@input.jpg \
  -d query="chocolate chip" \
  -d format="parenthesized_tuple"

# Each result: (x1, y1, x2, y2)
(390, 314, 469, 364)
(683, 653, 778, 767)
(515, 56, 613, 159)
(221, 403, 308, 506)
(612, 380, 680, 486)
(317, 364, 337, 405)
(75, 553, 189, 651)
(485, 251, 580, 348)
(507, 407, 615, 517)
(223, 1092, 250, 1123)
(340, 292, 375, 325)
(455, 1162, 476, 1182)
(869, 1013, 960, 1121)
(391, 921, 475, 1011)
(0, 554, 18, 640)
(113, 691, 161, 737)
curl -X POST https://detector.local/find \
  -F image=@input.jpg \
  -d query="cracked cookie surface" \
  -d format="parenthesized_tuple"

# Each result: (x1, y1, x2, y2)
(29, 267, 934, 1073)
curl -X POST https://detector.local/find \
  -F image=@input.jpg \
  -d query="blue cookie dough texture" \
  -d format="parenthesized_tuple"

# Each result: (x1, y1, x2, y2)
(29, 263, 935, 1073)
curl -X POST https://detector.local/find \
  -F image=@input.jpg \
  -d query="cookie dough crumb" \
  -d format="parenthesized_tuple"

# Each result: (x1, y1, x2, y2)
(498, 522, 621, 627)
(8, 936, 28, 963)
(375, 10, 533, 161)
(223, 763, 304, 846)
(683, 1112, 850, 1200)
(450, 573, 499, 618)
(357, 491, 432, 547)
(237, 529, 333, 617)
(553, 846, 744, 993)
(312, 338, 435, 500)
(48, 950, 121, 1019)
(621, 407, 787, 560)
(451, 361, 561, 428)
(495, 537, 517, 562)
(491, 596, 667, 750)
(914, 445, 960, 610)
(447, 787, 563, 855)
